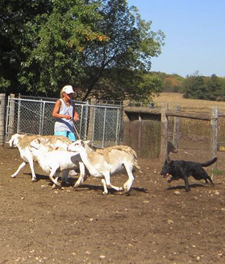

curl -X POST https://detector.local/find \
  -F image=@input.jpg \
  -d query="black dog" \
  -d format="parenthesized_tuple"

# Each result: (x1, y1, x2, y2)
(160, 157, 217, 192)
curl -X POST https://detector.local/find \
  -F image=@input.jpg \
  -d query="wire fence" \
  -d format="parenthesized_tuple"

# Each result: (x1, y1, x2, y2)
(5, 97, 123, 148)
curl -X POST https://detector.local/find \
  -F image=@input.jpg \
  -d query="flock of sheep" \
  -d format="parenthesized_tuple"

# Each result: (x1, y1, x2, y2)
(8, 134, 141, 194)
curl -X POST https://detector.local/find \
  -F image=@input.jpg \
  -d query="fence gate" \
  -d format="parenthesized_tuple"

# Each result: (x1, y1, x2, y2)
(5, 96, 123, 148)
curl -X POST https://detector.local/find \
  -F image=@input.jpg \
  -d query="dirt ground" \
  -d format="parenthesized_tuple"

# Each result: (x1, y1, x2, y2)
(1, 145, 225, 264)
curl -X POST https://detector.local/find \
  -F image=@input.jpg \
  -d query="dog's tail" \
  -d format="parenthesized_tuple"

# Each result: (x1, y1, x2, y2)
(200, 157, 217, 167)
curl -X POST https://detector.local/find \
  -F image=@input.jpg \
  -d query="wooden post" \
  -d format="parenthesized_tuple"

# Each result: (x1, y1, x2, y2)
(122, 100, 131, 148)
(160, 103, 168, 165)
(137, 113, 142, 158)
(173, 105, 180, 148)
(0, 94, 6, 146)
(122, 100, 130, 122)
(211, 107, 218, 169)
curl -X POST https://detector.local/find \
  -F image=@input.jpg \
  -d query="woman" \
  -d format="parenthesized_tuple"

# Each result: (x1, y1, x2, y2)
(52, 85, 80, 180)
(52, 85, 79, 141)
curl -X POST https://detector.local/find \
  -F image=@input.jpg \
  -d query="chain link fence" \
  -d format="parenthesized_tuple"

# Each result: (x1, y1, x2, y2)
(5, 96, 123, 148)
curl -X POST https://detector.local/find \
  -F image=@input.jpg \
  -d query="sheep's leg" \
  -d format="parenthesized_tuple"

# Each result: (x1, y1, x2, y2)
(11, 161, 27, 178)
(49, 168, 61, 186)
(51, 172, 60, 189)
(102, 172, 124, 194)
(73, 162, 86, 188)
(123, 163, 135, 193)
(101, 179, 109, 194)
(73, 175, 84, 188)
(27, 156, 37, 182)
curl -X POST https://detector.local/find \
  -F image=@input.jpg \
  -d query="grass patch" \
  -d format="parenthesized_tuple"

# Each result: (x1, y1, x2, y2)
(211, 169, 224, 175)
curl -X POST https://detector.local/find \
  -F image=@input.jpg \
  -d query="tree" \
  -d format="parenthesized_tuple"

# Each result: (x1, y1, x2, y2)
(0, 0, 52, 94)
(1, 0, 165, 100)
(183, 72, 225, 101)
(137, 72, 163, 101)
(80, 0, 165, 100)
(183, 72, 206, 99)
(19, 0, 105, 96)
(206, 74, 224, 101)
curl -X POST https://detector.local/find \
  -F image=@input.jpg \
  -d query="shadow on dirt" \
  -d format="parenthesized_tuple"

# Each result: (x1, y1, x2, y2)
(166, 183, 213, 191)
(27, 173, 149, 195)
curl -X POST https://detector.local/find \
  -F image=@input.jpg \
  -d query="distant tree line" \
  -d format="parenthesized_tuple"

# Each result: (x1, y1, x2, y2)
(153, 71, 225, 102)
(0, 0, 165, 101)
(182, 73, 225, 101)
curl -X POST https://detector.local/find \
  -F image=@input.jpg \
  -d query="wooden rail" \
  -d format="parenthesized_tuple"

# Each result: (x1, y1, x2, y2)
(125, 107, 212, 120)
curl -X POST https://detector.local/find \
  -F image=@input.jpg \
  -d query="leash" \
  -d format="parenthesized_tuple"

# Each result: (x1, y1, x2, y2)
(72, 120, 81, 140)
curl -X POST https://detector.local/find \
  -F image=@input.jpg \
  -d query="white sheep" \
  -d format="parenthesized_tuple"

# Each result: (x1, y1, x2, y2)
(29, 138, 85, 187)
(67, 140, 141, 194)
(9, 133, 71, 182)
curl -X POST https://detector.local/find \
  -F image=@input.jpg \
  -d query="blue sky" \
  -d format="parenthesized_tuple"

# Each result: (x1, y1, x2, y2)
(127, 0, 225, 77)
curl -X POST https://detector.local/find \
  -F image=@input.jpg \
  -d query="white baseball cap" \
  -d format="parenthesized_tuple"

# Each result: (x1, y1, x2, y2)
(62, 85, 74, 94)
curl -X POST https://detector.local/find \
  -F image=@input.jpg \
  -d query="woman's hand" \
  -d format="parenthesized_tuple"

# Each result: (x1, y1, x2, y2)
(64, 115, 72, 120)
(74, 116, 79, 122)
(74, 112, 79, 122)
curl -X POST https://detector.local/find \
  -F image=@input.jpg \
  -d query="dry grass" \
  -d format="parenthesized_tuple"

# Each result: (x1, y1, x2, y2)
(153, 92, 225, 112)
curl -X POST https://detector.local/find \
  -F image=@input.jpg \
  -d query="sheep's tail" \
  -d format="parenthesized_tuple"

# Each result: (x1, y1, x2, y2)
(115, 145, 142, 173)
(98, 145, 142, 172)
(134, 159, 142, 173)
(129, 148, 142, 173)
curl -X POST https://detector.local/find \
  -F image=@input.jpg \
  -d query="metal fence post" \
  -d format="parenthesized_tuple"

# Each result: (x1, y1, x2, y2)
(79, 104, 84, 138)
(102, 107, 107, 148)
(92, 107, 96, 144)
(87, 98, 97, 141)
(115, 108, 120, 145)
(40, 101, 45, 135)
(9, 94, 15, 137)
(83, 102, 89, 140)
(17, 99, 21, 133)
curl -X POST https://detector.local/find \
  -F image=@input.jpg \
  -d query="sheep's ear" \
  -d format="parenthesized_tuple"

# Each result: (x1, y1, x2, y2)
(80, 140, 85, 147)
(85, 140, 91, 146)
(33, 138, 41, 146)
(30, 139, 38, 149)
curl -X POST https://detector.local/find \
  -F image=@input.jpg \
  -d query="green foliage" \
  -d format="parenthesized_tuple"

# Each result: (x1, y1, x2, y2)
(183, 74, 206, 99)
(0, 0, 165, 100)
(19, 0, 104, 96)
(0, 0, 53, 94)
(80, 0, 165, 100)
(205, 74, 224, 101)
(138, 72, 163, 100)
(183, 72, 225, 101)
(151, 72, 184, 93)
